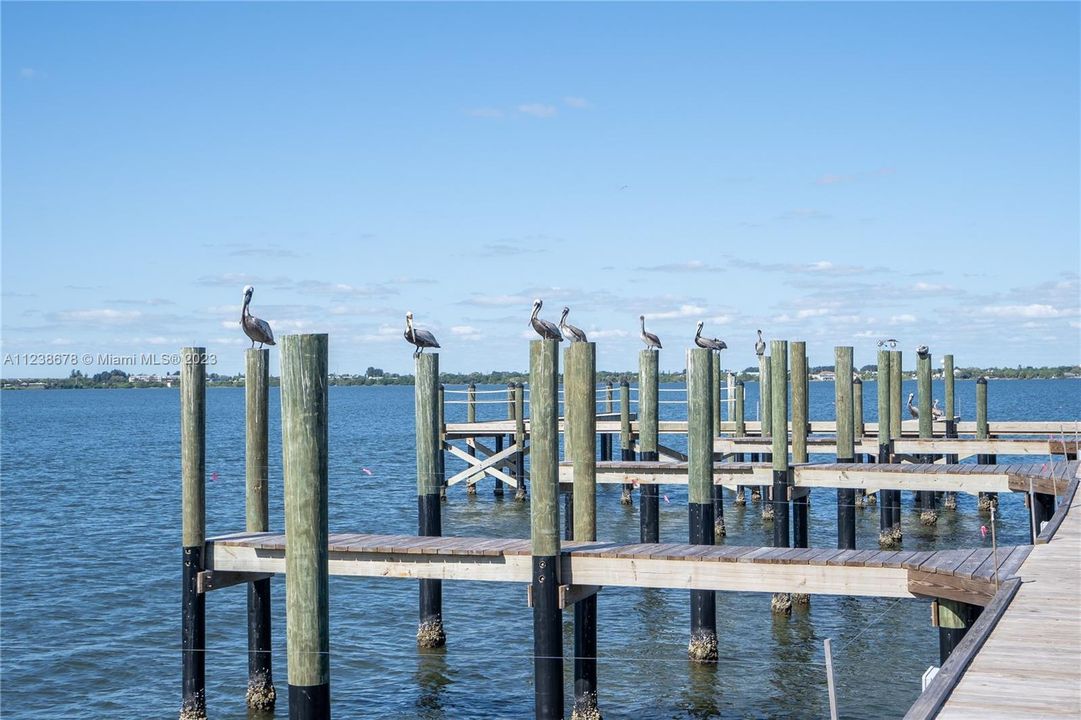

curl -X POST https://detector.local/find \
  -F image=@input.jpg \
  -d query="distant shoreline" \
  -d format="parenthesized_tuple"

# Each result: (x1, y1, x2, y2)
(3, 367, 1078, 390)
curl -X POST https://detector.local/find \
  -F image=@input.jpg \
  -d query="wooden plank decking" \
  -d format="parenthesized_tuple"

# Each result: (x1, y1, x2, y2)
(206, 531, 1025, 606)
(557, 460, 1079, 497)
(928, 468, 1081, 719)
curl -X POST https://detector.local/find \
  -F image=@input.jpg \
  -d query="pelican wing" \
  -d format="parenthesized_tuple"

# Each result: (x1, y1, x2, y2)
(414, 328, 440, 348)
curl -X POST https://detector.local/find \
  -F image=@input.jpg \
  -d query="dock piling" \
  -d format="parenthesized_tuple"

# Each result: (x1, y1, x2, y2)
(877, 350, 899, 548)
(853, 377, 868, 508)
(937, 599, 982, 665)
(770, 341, 792, 615)
(515, 383, 527, 502)
(917, 350, 937, 525)
(889, 350, 903, 534)
(836, 347, 856, 550)
(466, 383, 478, 496)
(416, 354, 446, 648)
(180, 347, 207, 720)
(790, 342, 809, 552)
(976, 378, 997, 513)
(566, 342, 600, 720)
(530, 340, 564, 720)
(943, 355, 958, 510)
(281, 334, 331, 718)
(686, 347, 717, 661)
(734, 380, 747, 506)
(711, 351, 726, 537)
(245, 348, 275, 710)
(638, 350, 659, 541)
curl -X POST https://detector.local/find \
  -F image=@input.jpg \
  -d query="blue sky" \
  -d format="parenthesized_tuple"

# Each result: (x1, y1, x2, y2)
(3, 2, 1078, 378)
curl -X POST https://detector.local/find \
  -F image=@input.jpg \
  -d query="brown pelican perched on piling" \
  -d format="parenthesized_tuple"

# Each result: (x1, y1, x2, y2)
(694, 321, 727, 351)
(755, 329, 766, 357)
(640, 315, 662, 350)
(529, 299, 563, 341)
(907, 392, 919, 419)
(404, 312, 440, 357)
(916, 345, 930, 359)
(559, 307, 588, 343)
(932, 398, 944, 420)
(241, 285, 275, 348)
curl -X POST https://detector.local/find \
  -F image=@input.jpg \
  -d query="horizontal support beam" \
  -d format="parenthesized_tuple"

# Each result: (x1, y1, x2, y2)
(526, 584, 602, 609)
(196, 569, 273, 594)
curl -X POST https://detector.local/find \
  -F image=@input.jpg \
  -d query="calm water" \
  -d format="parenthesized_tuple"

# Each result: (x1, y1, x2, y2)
(1, 378, 1078, 719)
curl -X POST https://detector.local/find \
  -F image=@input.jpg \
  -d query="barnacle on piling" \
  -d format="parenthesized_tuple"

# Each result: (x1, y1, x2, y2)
(687, 630, 718, 662)
(770, 593, 792, 615)
(571, 693, 603, 720)
(246, 671, 276, 711)
(417, 619, 446, 648)
(920, 509, 938, 526)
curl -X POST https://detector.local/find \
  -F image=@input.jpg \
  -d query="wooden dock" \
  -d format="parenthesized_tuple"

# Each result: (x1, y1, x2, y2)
(205, 531, 1028, 606)
(909, 476, 1081, 719)
(558, 459, 1079, 497)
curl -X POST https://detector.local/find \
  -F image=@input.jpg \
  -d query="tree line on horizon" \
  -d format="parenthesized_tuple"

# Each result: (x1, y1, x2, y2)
(3, 364, 1079, 390)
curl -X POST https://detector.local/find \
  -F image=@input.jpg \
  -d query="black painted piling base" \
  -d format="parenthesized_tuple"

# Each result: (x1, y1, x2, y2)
(688, 502, 717, 662)
(836, 459, 855, 550)
(418, 493, 446, 648)
(247, 577, 276, 710)
(1033, 492, 1056, 542)
(533, 555, 564, 720)
(640, 450, 659, 543)
(572, 595, 600, 720)
(181, 546, 207, 720)
(288, 683, 331, 720)
(938, 602, 982, 665)
(772, 470, 789, 549)
(711, 483, 726, 538)
(493, 436, 505, 498)
(564, 489, 575, 542)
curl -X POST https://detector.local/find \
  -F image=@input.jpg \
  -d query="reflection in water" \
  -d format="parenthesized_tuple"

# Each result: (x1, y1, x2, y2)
(680, 660, 720, 719)
(770, 601, 825, 718)
(414, 646, 450, 718)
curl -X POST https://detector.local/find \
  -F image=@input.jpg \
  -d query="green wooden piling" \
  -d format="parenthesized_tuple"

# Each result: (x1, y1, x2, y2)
(733, 380, 747, 507)
(712, 352, 722, 436)
(770, 341, 790, 548)
(566, 343, 599, 719)
(620, 379, 632, 462)
(245, 348, 275, 710)
(281, 334, 330, 717)
(638, 350, 659, 538)
(530, 340, 563, 720)
(438, 383, 447, 501)
(759, 354, 771, 438)
(836, 347, 856, 550)
(416, 354, 445, 648)
(975, 377, 996, 512)
(686, 347, 716, 662)
(466, 383, 478, 496)
(938, 599, 982, 664)
(943, 355, 958, 509)
(853, 375, 867, 508)
(877, 351, 899, 547)
(790, 342, 808, 548)
(180, 347, 207, 720)
(889, 350, 903, 441)
(515, 383, 527, 502)
(917, 350, 937, 525)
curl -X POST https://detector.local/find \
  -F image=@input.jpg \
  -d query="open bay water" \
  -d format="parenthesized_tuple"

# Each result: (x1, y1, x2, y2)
(1, 378, 1078, 719)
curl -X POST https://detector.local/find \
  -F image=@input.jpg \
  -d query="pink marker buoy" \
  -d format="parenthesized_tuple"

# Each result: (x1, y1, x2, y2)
(663, 494, 670, 504)
(362, 468, 373, 476)
(210, 471, 219, 482)
(980, 525, 988, 539)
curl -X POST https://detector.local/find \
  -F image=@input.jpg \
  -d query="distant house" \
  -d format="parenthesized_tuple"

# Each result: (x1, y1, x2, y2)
(812, 370, 836, 382)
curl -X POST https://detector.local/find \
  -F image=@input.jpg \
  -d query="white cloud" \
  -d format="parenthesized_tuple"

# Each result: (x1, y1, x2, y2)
(638, 260, 723, 273)
(518, 103, 558, 118)
(981, 304, 1069, 319)
(889, 314, 917, 325)
(58, 309, 142, 323)
(563, 96, 591, 109)
(644, 304, 705, 320)
(590, 329, 628, 339)
(797, 308, 830, 319)
(451, 325, 483, 341)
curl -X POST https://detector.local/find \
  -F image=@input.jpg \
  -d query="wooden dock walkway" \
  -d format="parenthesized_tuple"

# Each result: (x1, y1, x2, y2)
(205, 531, 1027, 606)
(559, 459, 1079, 497)
(912, 475, 1081, 719)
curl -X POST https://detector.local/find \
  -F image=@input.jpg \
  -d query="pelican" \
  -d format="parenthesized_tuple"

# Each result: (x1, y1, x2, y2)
(529, 299, 563, 341)
(932, 398, 944, 420)
(916, 345, 930, 359)
(640, 315, 661, 350)
(907, 392, 919, 419)
(755, 329, 766, 357)
(559, 307, 588, 343)
(404, 312, 440, 358)
(694, 321, 727, 351)
(241, 285, 275, 349)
